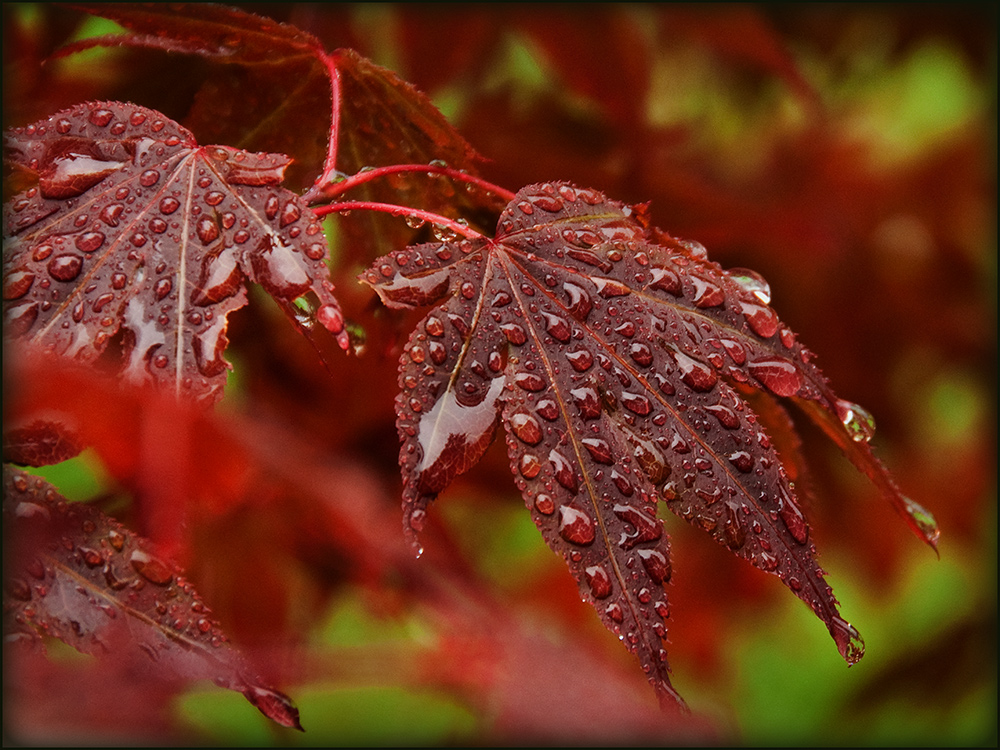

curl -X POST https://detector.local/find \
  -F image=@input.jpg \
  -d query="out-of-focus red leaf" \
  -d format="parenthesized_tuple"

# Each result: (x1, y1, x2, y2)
(659, 6, 819, 105)
(2, 101, 347, 405)
(2, 417, 83, 466)
(2, 466, 303, 731)
(516, 7, 653, 126)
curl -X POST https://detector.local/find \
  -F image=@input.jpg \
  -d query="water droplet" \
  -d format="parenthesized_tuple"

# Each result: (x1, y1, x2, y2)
(729, 267, 771, 304)
(558, 505, 595, 545)
(741, 301, 779, 338)
(721, 505, 746, 550)
(75, 232, 105, 253)
(621, 392, 651, 416)
(192, 320, 229, 376)
(140, 169, 160, 187)
(425, 316, 445, 337)
(691, 276, 725, 307)
(89, 108, 113, 127)
(129, 549, 173, 585)
(719, 338, 747, 364)
(613, 504, 662, 549)
(727, 451, 754, 472)
(581, 438, 613, 465)
(414, 379, 504, 494)
(706, 404, 739, 429)
(92, 292, 114, 312)
(47, 254, 83, 282)
(279, 201, 301, 228)
(3, 270, 35, 300)
(531, 194, 563, 212)
(592, 277, 631, 298)
(748, 357, 802, 397)
(196, 217, 220, 244)
(633, 438, 669, 484)
(501, 323, 527, 345)
(541, 311, 572, 343)
(252, 236, 310, 299)
(778, 492, 808, 544)
(566, 348, 594, 372)
(519, 453, 542, 478)
(649, 266, 682, 295)
(563, 282, 594, 322)
(510, 412, 543, 445)
(902, 496, 939, 546)
(159, 197, 180, 215)
(637, 548, 672, 583)
(834, 399, 877, 443)
(514, 372, 546, 392)
(606, 602, 624, 623)
(549, 450, 578, 492)
(570, 387, 601, 419)
(534, 493, 555, 515)
(629, 343, 653, 367)
(108, 529, 125, 551)
(536, 399, 559, 421)
(831, 617, 865, 665)
(672, 349, 717, 392)
(585, 565, 613, 599)
(79, 546, 103, 567)
(99, 203, 124, 227)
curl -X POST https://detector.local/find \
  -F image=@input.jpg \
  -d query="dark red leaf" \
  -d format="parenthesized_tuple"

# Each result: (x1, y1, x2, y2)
(363, 181, 939, 705)
(2, 101, 347, 405)
(2, 465, 303, 731)
(2, 418, 83, 467)
(60, 5, 504, 245)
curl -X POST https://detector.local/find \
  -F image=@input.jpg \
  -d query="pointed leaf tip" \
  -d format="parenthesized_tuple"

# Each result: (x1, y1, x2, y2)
(242, 685, 304, 731)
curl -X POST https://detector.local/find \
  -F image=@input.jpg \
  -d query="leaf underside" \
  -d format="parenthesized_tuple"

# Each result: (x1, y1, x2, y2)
(2, 466, 303, 731)
(2, 101, 347, 405)
(363, 181, 938, 705)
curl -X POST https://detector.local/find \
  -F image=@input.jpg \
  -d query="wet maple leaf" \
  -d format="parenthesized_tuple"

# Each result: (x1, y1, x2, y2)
(2, 101, 348, 405)
(362, 181, 940, 706)
(2, 466, 303, 731)
(59, 5, 504, 247)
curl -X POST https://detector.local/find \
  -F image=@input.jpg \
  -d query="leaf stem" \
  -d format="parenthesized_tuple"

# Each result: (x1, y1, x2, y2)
(307, 50, 343, 201)
(305, 162, 515, 205)
(312, 201, 484, 240)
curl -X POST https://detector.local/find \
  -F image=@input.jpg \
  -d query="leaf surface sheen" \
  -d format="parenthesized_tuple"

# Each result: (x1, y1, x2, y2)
(2, 466, 303, 731)
(361, 181, 923, 704)
(2, 101, 347, 405)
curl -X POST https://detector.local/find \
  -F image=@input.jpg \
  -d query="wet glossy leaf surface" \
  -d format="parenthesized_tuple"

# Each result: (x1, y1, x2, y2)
(2, 101, 347, 405)
(2, 465, 302, 731)
(362, 181, 940, 703)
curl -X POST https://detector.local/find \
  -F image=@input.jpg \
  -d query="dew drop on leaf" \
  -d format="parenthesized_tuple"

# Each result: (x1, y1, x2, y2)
(509, 412, 543, 445)
(834, 398, 877, 443)
(637, 548, 672, 584)
(47, 254, 84, 282)
(728, 267, 772, 304)
(748, 357, 803, 397)
(558, 505, 595, 545)
(740, 301, 779, 338)
(584, 565, 613, 599)
(830, 617, 865, 665)
(129, 549, 174, 586)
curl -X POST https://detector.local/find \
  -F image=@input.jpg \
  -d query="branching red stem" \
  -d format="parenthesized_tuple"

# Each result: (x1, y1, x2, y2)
(305, 162, 515, 206)
(312, 201, 485, 240)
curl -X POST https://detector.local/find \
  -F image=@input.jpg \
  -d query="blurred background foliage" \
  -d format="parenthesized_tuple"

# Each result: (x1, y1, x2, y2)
(4, 3, 996, 745)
